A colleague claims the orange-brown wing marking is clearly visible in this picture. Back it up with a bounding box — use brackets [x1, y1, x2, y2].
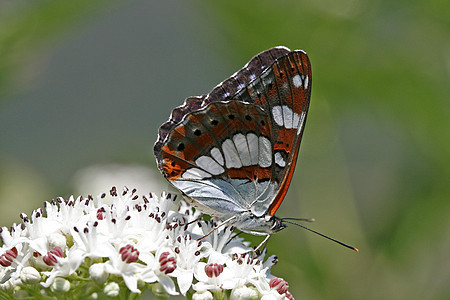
[267, 51, 312, 216]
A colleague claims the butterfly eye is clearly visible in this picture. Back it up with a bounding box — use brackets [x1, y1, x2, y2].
[194, 129, 202, 136]
[177, 143, 185, 151]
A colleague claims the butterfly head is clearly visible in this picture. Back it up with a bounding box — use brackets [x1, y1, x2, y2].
[268, 216, 287, 233]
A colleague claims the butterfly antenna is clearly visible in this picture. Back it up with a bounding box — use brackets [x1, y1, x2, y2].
[282, 217, 316, 222]
[282, 219, 359, 252]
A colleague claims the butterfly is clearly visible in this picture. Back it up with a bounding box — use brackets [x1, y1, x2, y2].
[154, 46, 311, 236]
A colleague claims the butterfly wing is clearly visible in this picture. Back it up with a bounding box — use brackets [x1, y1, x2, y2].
[154, 47, 311, 219]
[236, 49, 312, 216]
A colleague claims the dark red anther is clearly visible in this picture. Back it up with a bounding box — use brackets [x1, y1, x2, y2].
[110, 187, 117, 197]
[97, 208, 106, 220]
[43, 246, 64, 266]
[119, 245, 139, 263]
[205, 263, 224, 278]
[0, 247, 18, 267]
[159, 252, 176, 274]
[269, 277, 289, 295]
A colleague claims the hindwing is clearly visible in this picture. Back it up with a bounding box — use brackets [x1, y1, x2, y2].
[154, 47, 311, 218]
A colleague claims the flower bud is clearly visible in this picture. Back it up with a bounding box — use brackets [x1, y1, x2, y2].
[20, 266, 41, 284]
[192, 290, 214, 300]
[89, 263, 108, 284]
[50, 277, 70, 293]
[104, 282, 120, 297]
[230, 286, 259, 300]
[0, 279, 14, 293]
[48, 233, 67, 250]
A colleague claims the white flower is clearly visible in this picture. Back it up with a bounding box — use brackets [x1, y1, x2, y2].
[171, 234, 210, 295]
[193, 253, 233, 293]
[103, 244, 144, 294]
[41, 251, 73, 288]
[222, 253, 262, 289]
[68, 222, 116, 269]
[0, 240, 31, 286]
[139, 247, 179, 295]
[251, 275, 293, 300]
[0, 187, 292, 298]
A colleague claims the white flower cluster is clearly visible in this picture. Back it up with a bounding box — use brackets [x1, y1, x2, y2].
[0, 187, 293, 299]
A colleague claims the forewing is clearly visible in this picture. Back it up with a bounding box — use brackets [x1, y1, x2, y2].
[154, 47, 311, 218]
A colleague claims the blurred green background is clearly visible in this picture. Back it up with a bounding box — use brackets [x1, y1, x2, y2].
[0, 0, 448, 299]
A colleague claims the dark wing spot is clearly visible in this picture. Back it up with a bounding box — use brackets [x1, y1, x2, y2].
[211, 119, 219, 126]
[171, 161, 176, 167]
[228, 114, 235, 120]
[177, 143, 185, 151]
[260, 120, 266, 126]
[194, 129, 201, 136]
[245, 115, 252, 121]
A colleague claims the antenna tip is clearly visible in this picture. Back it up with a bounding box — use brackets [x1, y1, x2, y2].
[353, 247, 359, 252]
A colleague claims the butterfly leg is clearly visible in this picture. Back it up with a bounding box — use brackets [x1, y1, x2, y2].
[197, 216, 237, 241]
[252, 234, 272, 258]
[226, 230, 244, 245]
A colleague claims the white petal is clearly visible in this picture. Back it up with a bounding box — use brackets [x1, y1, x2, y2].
[176, 270, 194, 295]
[158, 274, 179, 295]
[122, 273, 140, 294]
